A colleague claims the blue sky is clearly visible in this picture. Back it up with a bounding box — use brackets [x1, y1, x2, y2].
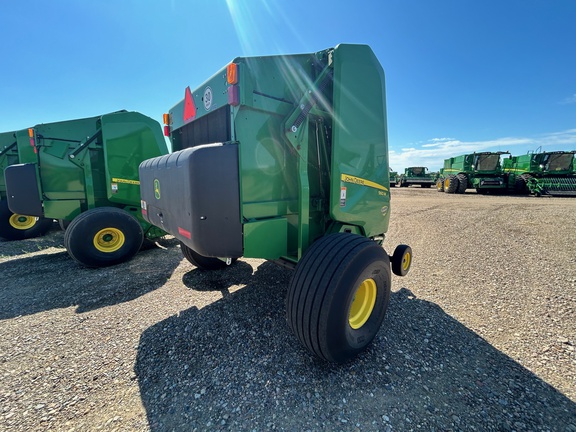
[1, 0, 574, 171]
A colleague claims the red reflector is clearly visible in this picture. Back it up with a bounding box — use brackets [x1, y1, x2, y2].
[163, 125, 171, 137]
[178, 226, 191, 239]
[141, 208, 147, 216]
[183, 86, 196, 123]
[227, 85, 239, 106]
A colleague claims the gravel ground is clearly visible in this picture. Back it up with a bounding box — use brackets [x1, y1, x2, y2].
[1, 187, 575, 431]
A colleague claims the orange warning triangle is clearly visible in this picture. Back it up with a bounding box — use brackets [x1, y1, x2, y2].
[183, 86, 196, 122]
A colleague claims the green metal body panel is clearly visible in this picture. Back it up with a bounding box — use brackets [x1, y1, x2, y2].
[0, 131, 20, 200]
[504, 151, 576, 196]
[164, 44, 390, 262]
[10, 111, 169, 237]
[441, 152, 508, 190]
[329, 45, 390, 239]
[399, 166, 435, 186]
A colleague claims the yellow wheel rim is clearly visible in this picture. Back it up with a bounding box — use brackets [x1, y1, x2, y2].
[444, 178, 451, 189]
[9, 214, 38, 230]
[402, 252, 411, 272]
[93, 228, 125, 253]
[348, 278, 377, 330]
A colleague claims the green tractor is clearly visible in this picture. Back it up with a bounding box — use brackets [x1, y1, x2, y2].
[398, 166, 435, 188]
[504, 150, 576, 196]
[3, 111, 168, 266]
[437, 151, 509, 194]
[1, 130, 54, 240]
[139, 44, 412, 363]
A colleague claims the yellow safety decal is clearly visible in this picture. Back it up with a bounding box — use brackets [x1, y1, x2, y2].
[341, 174, 388, 192]
[111, 177, 140, 185]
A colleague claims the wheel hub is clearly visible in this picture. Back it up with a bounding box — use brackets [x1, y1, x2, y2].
[93, 228, 125, 253]
[349, 278, 377, 330]
[9, 214, 38, 230]
[402, 251, 411, 272]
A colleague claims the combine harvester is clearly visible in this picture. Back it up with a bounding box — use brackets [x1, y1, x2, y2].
[1, 131, 53, 239]
[3, 111, 168, 266]
[437, 151, 509, 194]
[389, 168, 398, 187]
[139, 44, 412, 363]
[504, 150, 576, 196]
[398, 166, 435, 188]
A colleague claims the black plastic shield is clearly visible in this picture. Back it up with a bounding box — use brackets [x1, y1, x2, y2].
[139, 143, 242, 258]
[4, 163, 44, 217]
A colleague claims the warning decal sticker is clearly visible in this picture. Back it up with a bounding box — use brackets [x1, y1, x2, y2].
[340, 187, 347, 207]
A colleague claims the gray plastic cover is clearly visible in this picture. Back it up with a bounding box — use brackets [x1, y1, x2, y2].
[139, 143, 242, 258]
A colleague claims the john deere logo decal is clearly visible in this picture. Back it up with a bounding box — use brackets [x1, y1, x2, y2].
[154, 179, 161, 199]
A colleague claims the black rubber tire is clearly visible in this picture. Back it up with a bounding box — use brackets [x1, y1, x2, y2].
[436, 179, 445, 192]
[444, 175, 459, 194]
[391, 244, 413, 277]
[287, 233, 392, 363]
[64, 207, 144, 267]
[58, 219, 71, 231]
[456, 174, 468, 194]
[514, 174, 531, 194]
[180, 241, 237, 270]
[0, 199, 53, 241]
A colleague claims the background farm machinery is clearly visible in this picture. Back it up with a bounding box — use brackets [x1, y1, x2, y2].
[504, 150, 576, 196]
[2, 111, 168, 266]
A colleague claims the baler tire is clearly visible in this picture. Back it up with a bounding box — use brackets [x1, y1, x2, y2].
[180, 241, 237, 270]
[391, 244, 412, 277]
[436, 179, 445, 192]
[0, 199, 53, 241]
[444, 175, 459, 194]
[287, 233, 391, 364]
[456, 174, 468, 194]
[64, 207, 144, 268]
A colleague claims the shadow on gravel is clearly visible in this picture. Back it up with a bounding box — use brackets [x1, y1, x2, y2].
[0, 222, 63, 257]
[181, 261, 256, 292]
[135, 263, 576, 431]
[0, 238, 182, 319]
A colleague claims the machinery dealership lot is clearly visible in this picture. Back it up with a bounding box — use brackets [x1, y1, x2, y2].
[1, 188, 575, 431]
